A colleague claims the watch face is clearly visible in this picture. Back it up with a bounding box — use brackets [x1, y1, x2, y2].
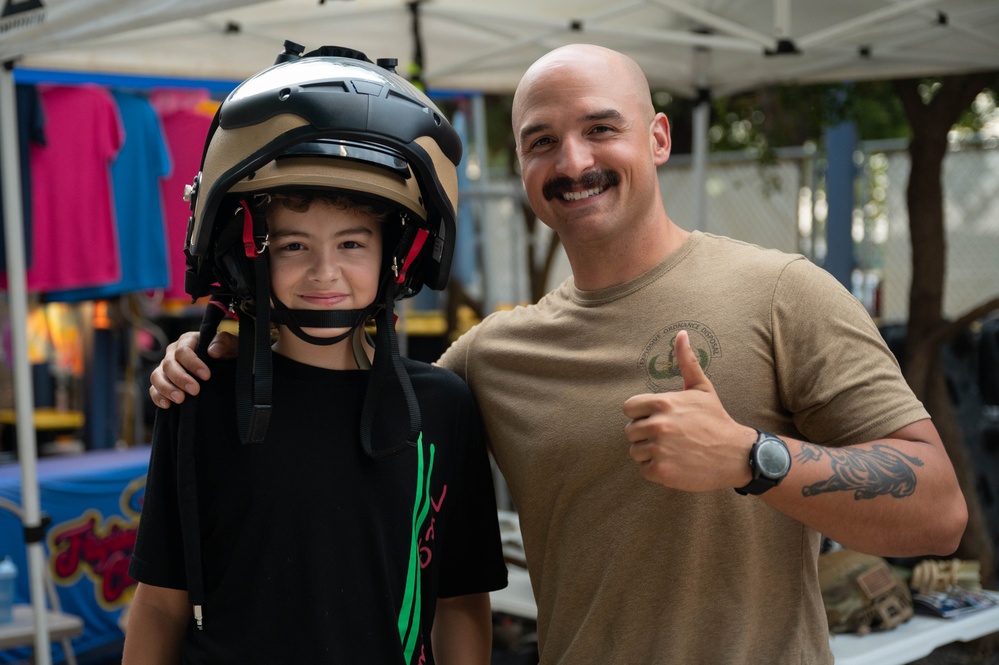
[757, 439, 791, 478]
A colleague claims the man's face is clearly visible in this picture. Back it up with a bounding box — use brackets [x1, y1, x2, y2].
[512, 52, 669, 249]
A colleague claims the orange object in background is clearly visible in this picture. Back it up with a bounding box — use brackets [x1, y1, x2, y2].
[43, 302, 84, 378]
[92, 299, 113, 330]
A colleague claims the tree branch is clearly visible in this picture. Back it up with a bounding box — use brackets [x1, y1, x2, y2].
[913, 297, 999, 356]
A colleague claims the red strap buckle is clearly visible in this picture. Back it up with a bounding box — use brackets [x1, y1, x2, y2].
[396, 228, 429, 284]
[240, 200, 266, 257]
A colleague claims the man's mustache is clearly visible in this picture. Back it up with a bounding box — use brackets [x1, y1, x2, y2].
[542, 170, 620, 201]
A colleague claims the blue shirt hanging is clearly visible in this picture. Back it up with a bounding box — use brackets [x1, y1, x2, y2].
[49, 89, 172, 301]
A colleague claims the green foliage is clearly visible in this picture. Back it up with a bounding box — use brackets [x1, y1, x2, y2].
[485, 94, 516, 175]
[958, 87, 998, 134]
[701, 78, 996, 154]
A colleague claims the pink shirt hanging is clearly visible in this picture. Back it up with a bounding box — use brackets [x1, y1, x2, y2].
[4, 85, 125, 293]
[157, 102, 216, 302]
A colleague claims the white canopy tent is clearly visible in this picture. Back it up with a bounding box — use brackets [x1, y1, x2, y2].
[2, 1, 997, 661]
[6, 0, 998, 95]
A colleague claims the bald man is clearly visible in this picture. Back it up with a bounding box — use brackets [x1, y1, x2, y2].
[150, 45, 966, 664]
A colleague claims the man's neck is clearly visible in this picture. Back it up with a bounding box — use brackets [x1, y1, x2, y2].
[569, 218, 690, 291]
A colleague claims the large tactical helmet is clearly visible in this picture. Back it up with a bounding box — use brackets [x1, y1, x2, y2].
[184, 43, 461, 303]
[818, 549, 913, 635]
[182, 43, 461, 455]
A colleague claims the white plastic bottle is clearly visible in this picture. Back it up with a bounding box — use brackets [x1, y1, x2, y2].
[0, 555, 17, 624]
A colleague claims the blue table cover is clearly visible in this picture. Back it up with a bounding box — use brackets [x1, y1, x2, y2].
[0, 446, 150, 663]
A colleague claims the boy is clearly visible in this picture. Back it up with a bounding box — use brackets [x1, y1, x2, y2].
[123, 45, 507, 665]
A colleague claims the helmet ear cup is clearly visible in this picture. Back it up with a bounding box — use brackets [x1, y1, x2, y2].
[386, 218, 428, 299]
[213, 204, 259, 303]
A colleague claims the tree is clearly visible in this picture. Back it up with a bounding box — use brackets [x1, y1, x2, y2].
[894, 72, 999, 588]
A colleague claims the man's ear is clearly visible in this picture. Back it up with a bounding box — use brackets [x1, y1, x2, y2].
[651, 112, 671, 166]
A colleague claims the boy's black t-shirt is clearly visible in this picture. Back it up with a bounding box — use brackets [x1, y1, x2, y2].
[130, 353, 508, 665]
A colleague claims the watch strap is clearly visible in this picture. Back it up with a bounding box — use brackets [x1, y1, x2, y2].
[734, 475, 779, 496]
[734, 429, 789, 496]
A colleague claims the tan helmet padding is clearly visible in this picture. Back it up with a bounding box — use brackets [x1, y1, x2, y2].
[191, 113, 311, 251]
[191, 114, 457, 256]
[415, 135, 458, 215]
[228, 156, 428, 221]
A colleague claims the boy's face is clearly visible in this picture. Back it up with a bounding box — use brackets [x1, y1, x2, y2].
[268, 200, 383, 339]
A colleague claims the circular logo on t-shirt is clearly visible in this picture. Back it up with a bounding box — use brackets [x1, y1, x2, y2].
[638, 321, 721, 392]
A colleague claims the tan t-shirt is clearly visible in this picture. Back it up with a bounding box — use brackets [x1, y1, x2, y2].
[439, 231, 927, 665]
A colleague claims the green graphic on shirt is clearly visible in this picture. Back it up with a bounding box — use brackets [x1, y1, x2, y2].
[647, 334, 709, 379]
[399, 433, 435, 664]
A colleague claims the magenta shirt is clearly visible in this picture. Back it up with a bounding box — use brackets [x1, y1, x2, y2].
[157, 107, 215, 301]
[9, 85, 124, 292]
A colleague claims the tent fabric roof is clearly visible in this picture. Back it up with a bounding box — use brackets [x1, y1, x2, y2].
[4, 0, 998, 97]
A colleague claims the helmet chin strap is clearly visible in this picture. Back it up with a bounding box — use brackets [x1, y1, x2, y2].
[269, 294, 376, 346]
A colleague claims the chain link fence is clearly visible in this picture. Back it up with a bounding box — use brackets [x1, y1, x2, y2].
[880, 140, 999, 324]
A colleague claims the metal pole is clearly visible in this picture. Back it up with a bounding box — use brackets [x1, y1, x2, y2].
[0, 61, 52, 665]
[691, 96, 709, 232]
[691, 46, 711, 232]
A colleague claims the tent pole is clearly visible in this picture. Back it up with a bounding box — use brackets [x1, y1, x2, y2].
[691, 46, 711, 232]
[823, 118, 858, 291]
[691, 94, 709, 232]
[0, 62, 52, 665]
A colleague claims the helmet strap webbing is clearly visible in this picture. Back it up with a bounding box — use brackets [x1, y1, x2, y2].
[235, 229, 274, 444]
[270, 297, 369, 346]
[178, 299, 228, 629]
[359, 291, 421, 458]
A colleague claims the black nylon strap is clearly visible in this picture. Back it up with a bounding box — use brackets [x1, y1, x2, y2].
[235, 254, 273, 444]
[178, 302, 226, 616]
[359, 295, 421, 459]
[271, 307, 367, 328]
[269, 298, 370, 347]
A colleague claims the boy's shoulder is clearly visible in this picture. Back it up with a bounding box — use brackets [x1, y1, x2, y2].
[401, 356, 468, 392]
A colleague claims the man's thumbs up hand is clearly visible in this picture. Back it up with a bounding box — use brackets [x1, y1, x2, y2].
[623, 330, 756, 491]
[676, 328, 712, 392]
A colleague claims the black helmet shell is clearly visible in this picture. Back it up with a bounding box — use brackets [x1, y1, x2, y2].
[186, 54, 461, 296]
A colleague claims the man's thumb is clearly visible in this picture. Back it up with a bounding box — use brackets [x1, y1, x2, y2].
[676, 330, 710, 391]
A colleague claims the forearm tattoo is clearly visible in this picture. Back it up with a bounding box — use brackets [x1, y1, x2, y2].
[796, 443, 924, 500]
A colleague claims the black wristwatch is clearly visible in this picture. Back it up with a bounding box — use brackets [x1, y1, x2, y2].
[735, 429, 791, 496]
